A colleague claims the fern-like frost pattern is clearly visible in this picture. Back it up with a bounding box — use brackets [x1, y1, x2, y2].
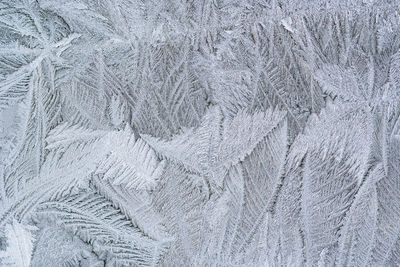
[0, 0, 400, 266]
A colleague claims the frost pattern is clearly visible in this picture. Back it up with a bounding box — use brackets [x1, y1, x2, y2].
[1, 1, 400, 266]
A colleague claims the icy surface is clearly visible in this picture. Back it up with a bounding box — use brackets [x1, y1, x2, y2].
[0, 1, 400, 266]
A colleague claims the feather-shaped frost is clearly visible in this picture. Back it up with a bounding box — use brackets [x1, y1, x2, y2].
[337, 164, 383, 267]
[209, 114, 288, 264]
[96, 131, 166, 191]
[36, 191, 170, 266]
[1, 1, 400, 265]
[370, 130, 400, 265]
[143, 106, 286, 189]
[301, 103, 372, 266]
[218, 108, 286, 168]
[0, 220, 37, 267]
[266, 133, 308, 266]
[314, 64, 367, 103]
[141, 105, 223, 176]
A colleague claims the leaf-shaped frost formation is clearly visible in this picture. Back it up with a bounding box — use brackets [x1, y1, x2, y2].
[143, 106, 286, 189]
[96, 129, 166, 191]
[0, 220, 37, 267]
[218, 107, 286, 168]
[314, 64, 366, 103]
[337, 164, 383, 267]
[213, 115, 287, 264]
[1, 2, 400, 265]
[36, 191, 171, 266]
[141, 105, 223, 176]
[91, 175, 171, 240]
[371, 129, 400, 265]
[301, 103, 372, 266]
